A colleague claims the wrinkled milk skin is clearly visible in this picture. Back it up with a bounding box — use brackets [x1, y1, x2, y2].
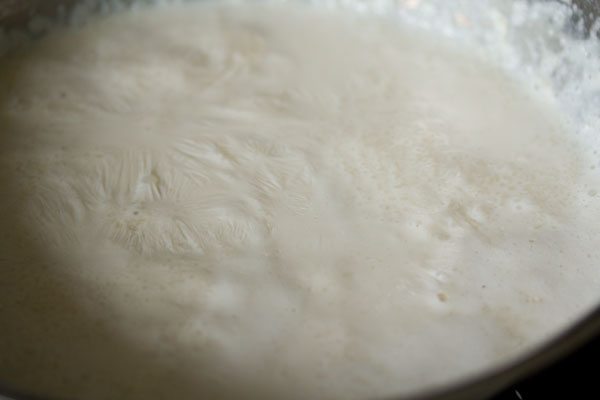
[0, 2, 599, 400]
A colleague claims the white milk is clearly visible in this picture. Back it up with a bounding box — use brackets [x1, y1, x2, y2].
[1, 1, 599, 399]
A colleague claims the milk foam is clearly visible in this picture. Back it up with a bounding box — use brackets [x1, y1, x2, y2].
[1, 2, 600, 399]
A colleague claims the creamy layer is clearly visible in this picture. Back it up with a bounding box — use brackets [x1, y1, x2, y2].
[1, 2, 600, 399]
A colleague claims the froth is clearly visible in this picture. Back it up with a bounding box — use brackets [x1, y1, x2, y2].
[1, 2, 600, 400]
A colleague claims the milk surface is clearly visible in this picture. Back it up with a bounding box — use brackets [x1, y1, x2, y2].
[1, 2, 600, 399]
